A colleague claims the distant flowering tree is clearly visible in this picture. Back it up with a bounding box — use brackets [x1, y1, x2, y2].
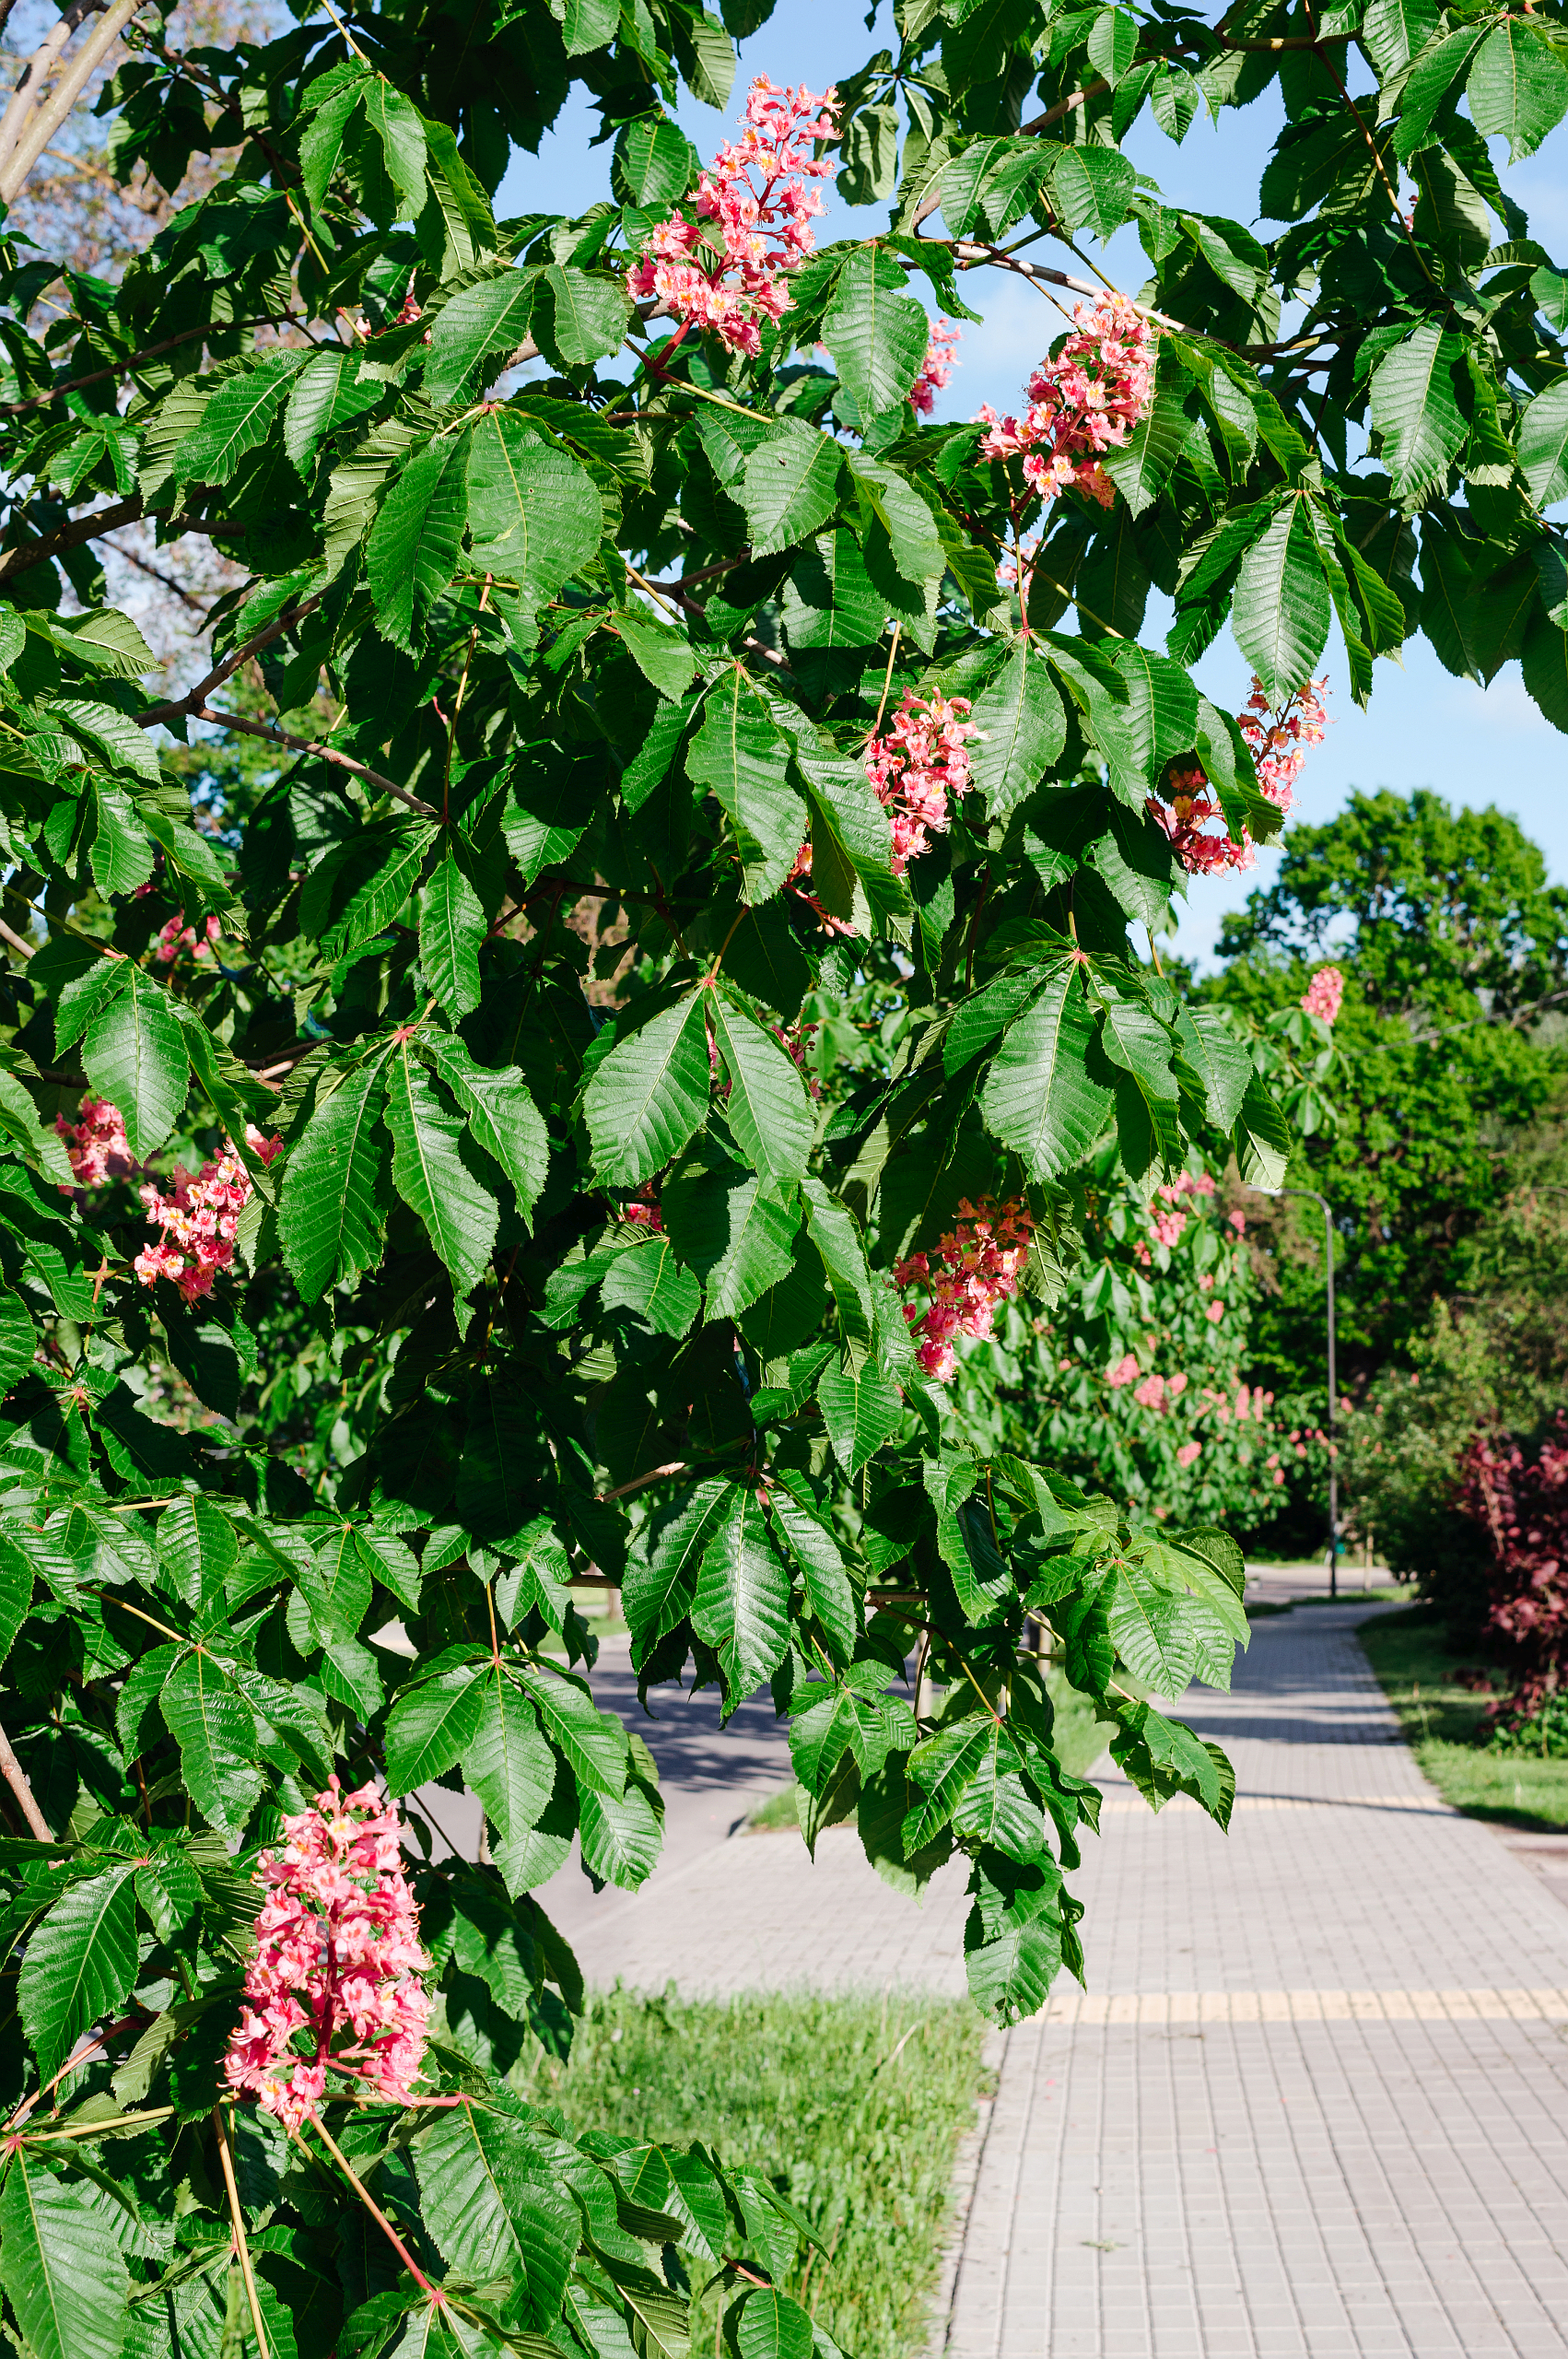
[942, 1152, 1328, 1529]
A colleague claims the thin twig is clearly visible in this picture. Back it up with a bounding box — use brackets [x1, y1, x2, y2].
[213, 2105, 273, 2359]
[0, 1718, 50, 1837]
[302, 2112, 443, 2298]
[139, 594, 323, 726]
[169, 706, 438, 819]
[597, 1461, 689, 1504]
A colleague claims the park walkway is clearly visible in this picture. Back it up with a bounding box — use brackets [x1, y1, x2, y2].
[535, 1593, 1568, 2358]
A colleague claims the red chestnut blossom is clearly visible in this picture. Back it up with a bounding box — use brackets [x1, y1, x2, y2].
[1148, 676, 1329, 877]
[1133, 1372, 1166, 1410]
[864, 689, 978, 874]
[1146, 1170, 1216, 1250]
[1176, 1440, 1202, 1467]
[628, 77, 838, 358]
[974, 294, 1154, 506]
[621, 1186, 665, 1233]
[135, 1126, 283, 1303]
[911, 319, 961, 415]
[225, 1778, 431, 2130]
[1205, 1299, 1225, 1323]
[1106, 1353, 1140, 1389]
[1300, 964, 1344, 1024]
[154, 913, 221, 967]
[1228, 1209, 1246, 1234]
[55, 1096, 134, 1191]
[894, 1195, 1035, 1382]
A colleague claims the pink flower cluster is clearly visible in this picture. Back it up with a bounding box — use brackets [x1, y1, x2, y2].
[628, 76, 838, 358]
[1149, 677, 1330, 878]
[225, 1777, 431, 2130]
[911, 319, 961, 416]
[622, 1182, 665, 1233]
[864, 689, 977, 874]
[1300, 965, 1344, 1024]
[1241, 675, 1328, 807]
[154, 914, 220, 967]
[974, 294, 1155, 507]
[135, 1124, 282, 1303]
[894, 1195, 1035, 1381]
[1146, 1169, 1217, 1251]
[55, 1096, 134, 1190]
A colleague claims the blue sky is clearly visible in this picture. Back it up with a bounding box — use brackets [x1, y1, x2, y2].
[497, 3, 1568, 967]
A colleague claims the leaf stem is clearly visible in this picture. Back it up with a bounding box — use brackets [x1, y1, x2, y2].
[0, 1717, 50, 1838]
[300, 2112, 444, 2299]
[871, 622, 902, 739]
[20, 2104, 175, 2140]
[213, 2105, 273, 2359]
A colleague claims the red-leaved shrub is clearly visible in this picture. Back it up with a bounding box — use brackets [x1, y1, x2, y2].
[1460, 1416, 1568, 1723]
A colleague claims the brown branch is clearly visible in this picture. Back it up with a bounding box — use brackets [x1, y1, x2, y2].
[139, 592, 324, 725]
[174, 704, 438, 819]
[0, 312, 307, 418]
[0, 0, 146, 205]
[0, 499, 240, 585]
[597, 1461, 690, 1505]
[0, 1719, 51, 1838]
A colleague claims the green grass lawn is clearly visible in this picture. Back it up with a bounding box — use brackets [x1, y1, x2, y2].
[1358, 1604, 1568, 1833]
[747, 1663, 1109, 1833]
[520, 1988, 989, 2359]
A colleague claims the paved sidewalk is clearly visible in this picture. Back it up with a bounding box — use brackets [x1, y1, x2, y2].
[946, 1604, 1568, 2359]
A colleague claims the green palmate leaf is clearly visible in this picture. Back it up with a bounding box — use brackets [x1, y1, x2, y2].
[614, 113, 696, 207]
[964, 1856, 1064, 2025]
[1100, 384, 1191, 517]
[514, 1660, 626, 1795]
[284, 346, 385, 478]
[420, 854, 486, 1020]
[299, 74, 369, 213]
[691, 1483, 791, 1702]
[386, 1665, 484, 1790]
[768, 1483, 856, 1669]
[415, 2103, 579, 2311]
[981, 968, 1114, 1180]
[0, 1292, 34, 1404]
[602, 1235, 701, 1336]
[1109, 640, 1199, 787]
[361, 77, 427, 216]
[366, 431, 471, 651]
[1518, 379, 1568, 511]
[420, 1035, 549, 1219]
[384, 1047, 499, 1298]
[173, 349, 307, 487]
[583, 991, 710, 1188]
[708, 991, 814, 1183]
[736, 2291, 813, 2359]
[159, 1649, 263, 1837]
[579, 1755, 663, 1888]
[822, 249, 930, 423]
[533, 263, 633, 369]
[279, 1059, 392, 1302]
[614, 605, 697, 699]
[624, 1477, 731, 1654]
[1367, 324, 1467, 510]
[1231, 499, 1331, 699]
[81, 967, 188, 1160]
[1046, 144, 1135, 239]
[816, 1356, 903, 1475]
[0, 2152, 129, 2359]
[795, 748, 907, 931]
[1522, 607, 1568, 733]
[463, 1671, 555, 1843]
[464, 412, 603, 616]
[423, 272, 538, 404]
[18, 1860, 139, 2079]
[967, 644, 1067, 818]
[739, 422, 846, 557]
[685, 672, 807, 901]
[1466, 19, 1568, 162]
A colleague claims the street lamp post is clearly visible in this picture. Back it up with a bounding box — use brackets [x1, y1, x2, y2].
[1249, 1185, 1339, 1599]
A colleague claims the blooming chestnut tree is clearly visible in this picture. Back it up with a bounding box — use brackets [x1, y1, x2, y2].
[0, 4, 1563, 2359]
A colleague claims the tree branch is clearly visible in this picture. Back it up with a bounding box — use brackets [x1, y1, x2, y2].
[0, 312, 310, 418]
[0, 498, 240, 585]
[0, 1719, 51, 1839]
[172, 704, 438, 819]
[0, 0, 147, 205]
[138, 592, 324, 725]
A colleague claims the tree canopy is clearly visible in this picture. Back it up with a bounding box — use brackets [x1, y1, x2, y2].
[0, 2, 1563, 2357]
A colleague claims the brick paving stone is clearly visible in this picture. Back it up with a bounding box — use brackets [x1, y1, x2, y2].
[941, 1604, 1568, 2358]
